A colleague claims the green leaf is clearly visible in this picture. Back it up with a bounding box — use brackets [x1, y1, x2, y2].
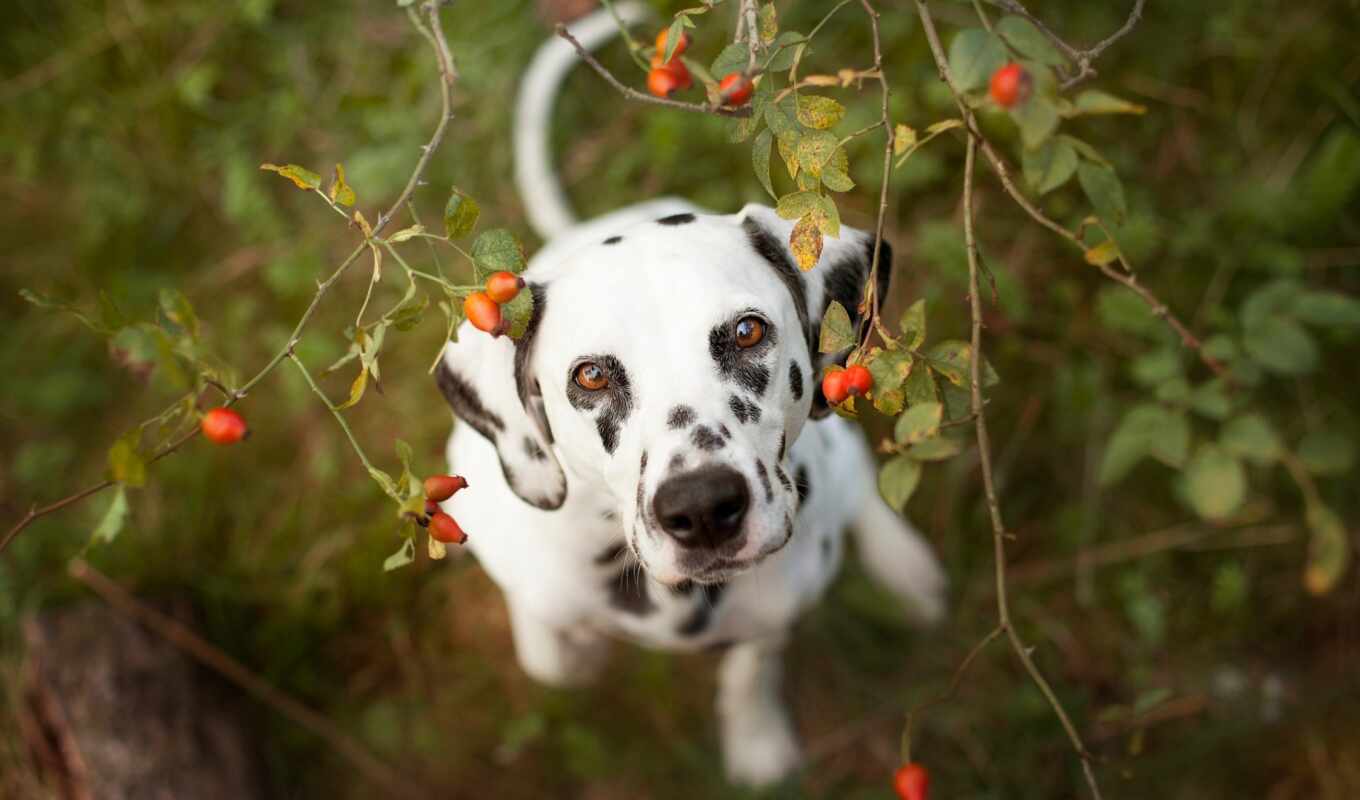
[752, 128, 776, 199]
[108, 432, 147, 488]
[1243, 316, 1318, 374]
[329, 163, 356, 206]
[1099, 404, 1190, 485]
[819, 301, 855, 353]
[776, 190, 820, 220]
[1304, 504, 1350, 595]
[92, 486, 130, 544]
[1188, 379, 1233, 420]
[1221, 414, 1282, 464]
[727, 112, 760, 144]
[1078, 162, 1127, 226]
[928, 341, 999, 388]
[503, 284, 536, 339]
[1242, 280, 1302, 329]
[1183, 444, 1247, 521]
[471, 228, 526, 274]
[895, 402, 943, 444]
[1060, 134, 1112, 167]
[796, 130, 838, 177]
[904, 363, 938, 407]
[260, 163, 320, 190]
[1012, 94, 1060, 150]
[1298, 431, 1355, 476]
[899, 299, 926, 350]
[796, 95, 846, 130]
[390, 293, 428, 331]
[1071, 90, 1147, 116]
[995, 15, 1065, 65]
[821, 147, 855, 192]
[383, 538, 416, 572]
[444, 188, 481, 240]
[764, 31, 805, 72]
[1292, 290, 1360, 327]
[813, 194, 840, 238]
[158, 288, 200, 339]
[878, 455, 922, 510]
[663, 17, 686, 63]
[948, 29, 1007, 92]
[789, 213, 823, 271]
[765, 94, 799, 139]
[1021, 137, 1078, 195]
[711, 42, 748, 79]
[908, 436, 963, 461]
[866, 346, 912, 395]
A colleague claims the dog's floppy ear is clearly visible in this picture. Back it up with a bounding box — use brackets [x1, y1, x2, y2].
[736, 204, 894, 418]
[436, 284, 566, 510]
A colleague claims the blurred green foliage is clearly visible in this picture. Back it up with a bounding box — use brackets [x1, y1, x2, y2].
[2, 1, 1358, 798]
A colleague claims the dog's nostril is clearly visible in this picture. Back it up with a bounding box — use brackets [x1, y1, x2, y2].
[712, 498, 745, 527]
[663, 514, 694, 531]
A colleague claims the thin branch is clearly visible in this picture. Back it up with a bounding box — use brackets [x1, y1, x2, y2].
[555, 24, 751, 118]
[987, 0, 1146, 88]
[68, 559, 431, 798]
[856, 0, 894, 351]
[288, 353, 378, 478]
[901, 625, 1004, 760]
[3, 2, 460, 554]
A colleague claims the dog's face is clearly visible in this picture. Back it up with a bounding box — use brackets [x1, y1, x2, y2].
[437, 205, 890, 585]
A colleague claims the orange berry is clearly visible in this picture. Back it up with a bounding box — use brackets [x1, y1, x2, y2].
[647, 61, 692, 98]
[844, 364, 873, 397]
[821, 369, 850, 406]
[893, 763, 930, 800]
[989, 62, 1031, 108]
[464, 291, 503, 335]
[200, 407, 248, 445]
[485, 271, 523, 304]
[424, 474, 468, 502]
[429, 512, 467, 545]
[654, 28, 689, 63]
[718, 73, 753, 107]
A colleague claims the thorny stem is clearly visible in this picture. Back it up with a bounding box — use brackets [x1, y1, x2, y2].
[856, 0, 894, 353]
[3, 1, 460, 553]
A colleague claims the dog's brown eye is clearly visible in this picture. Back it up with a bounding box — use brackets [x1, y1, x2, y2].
[735, 316, 765, 348]
[574, 362, 608, 391]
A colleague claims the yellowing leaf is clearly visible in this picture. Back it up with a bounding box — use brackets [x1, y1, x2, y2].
[92, 486, 129, 544]
[352, 209, 373, 238]
[336, 367, 368, 410]
[1304, 504, 1349, 595]
[108, 432, 146, 488]
[329, 163, 356, 206]
[789, 213, 823, 270]
[388, 224, 424, 243]
[819, 300, 855, 352]
[775, 190, 820, 220]
[893, 123, 917, 156]
[1071, 89, 1147, 116]
[1085, 240, 1121, 266]
[260, 162, 321, 190]
[383, 538, 415, 572]
[758, 2, 778, 44]
[428, 533, 448, 561]
[796, 95, 846, 130]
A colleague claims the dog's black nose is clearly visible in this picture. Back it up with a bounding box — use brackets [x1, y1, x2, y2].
[652, 466, 749, 549]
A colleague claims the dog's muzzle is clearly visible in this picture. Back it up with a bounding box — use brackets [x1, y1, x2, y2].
[651, 465, 749, 550]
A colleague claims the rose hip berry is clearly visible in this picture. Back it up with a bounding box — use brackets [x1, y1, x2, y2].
[200, 407, 248, 445]
[989, 62, 1031, 108]
[464, 291, 503, 335]
[485, 271, 523, 304]
[647, 61, 692, 98]
[844, 364, 874, 397]
[654, 28, 689, 63]
[424, 474, 468, 503]
[893, 763, 930, 800]
[822, 369, 850, 406]
[429, 512, 467, 545]
[718, 73, 753, 107]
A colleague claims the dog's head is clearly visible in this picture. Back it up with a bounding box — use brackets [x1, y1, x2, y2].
[438, 204, 891, 585]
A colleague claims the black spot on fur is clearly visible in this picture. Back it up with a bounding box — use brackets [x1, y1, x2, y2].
[673, 580, 695, 596]
[603, 235, 622, 245]
[692, 426, 725, 451]
[668, 405, 696, 429]
[775, 465, 793, 493]
[435, 361, 505, 441]
[719, 424, 732, 440]
[795, 464, 811, 504]
[567, 354, 634, 455]
[511, 283, 554, 446]
[600, 509, 617, 520]
[709, 320, 775, 397]
[742, 217, 812, 356]
[606, 568, 655, 615]
[656, 212, 696, 226]
[595, 542, 627, 564]
[778, 432, 787, 461]
[636, 450, 648, 513]
[668, 453, 686, 472]
[755, 459, 774, 502]
[729, 394, 761, 424]
[523, 436, 548, 462]
[596, 417, 620, 454]
[677, 582, 726, 636]
[789, 361, 805, 401]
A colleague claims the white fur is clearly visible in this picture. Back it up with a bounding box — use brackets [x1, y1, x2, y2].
[438, 9, 948, 787]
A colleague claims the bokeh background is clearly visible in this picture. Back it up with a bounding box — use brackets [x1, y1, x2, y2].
[2, 1, 1358, 797]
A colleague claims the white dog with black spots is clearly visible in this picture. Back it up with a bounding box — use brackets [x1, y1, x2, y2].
[435, 4, 947, 787]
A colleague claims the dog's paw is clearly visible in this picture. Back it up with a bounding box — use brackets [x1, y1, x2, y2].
[722, 711, 802, 788]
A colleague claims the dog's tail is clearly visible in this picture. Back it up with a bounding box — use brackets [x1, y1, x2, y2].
[515, 3, 651, 242]
[849, 491, 949, 627]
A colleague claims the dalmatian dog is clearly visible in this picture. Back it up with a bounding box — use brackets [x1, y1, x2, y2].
[435, 4, 947, 787]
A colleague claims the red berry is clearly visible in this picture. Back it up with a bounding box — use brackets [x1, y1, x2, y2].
[989, 62, 1031, 108]
[485, 271, 523, 305]
[200, 407, 248, 445]
[718, 73, 753, 107]
[893, 763, 930, 800]
[654, 28, 689, 63]
[424, 474, 468, 502]
[844, 364, 873, 397]
[464, 291, 503, 335]
[425, 499, 440, 516]
[647, 61, 692, 98]
[821, 369, 850, 405]
[429, 512, 467, 545]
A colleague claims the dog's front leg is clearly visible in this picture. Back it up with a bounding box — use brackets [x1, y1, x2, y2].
[506, 596, 611, 689]
[717, 635, 801, 787]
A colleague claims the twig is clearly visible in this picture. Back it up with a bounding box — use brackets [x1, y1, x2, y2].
[856, 0, 894, 350]
[555, 25, 751, 118]
[3, 2, 460, 554]
[962, 126, 1104, 799]
[901, 625, 1004, 759]
[67, 559, 431, 798]
[987, 0, 1146, 89]
[289, 353, 379, 477]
